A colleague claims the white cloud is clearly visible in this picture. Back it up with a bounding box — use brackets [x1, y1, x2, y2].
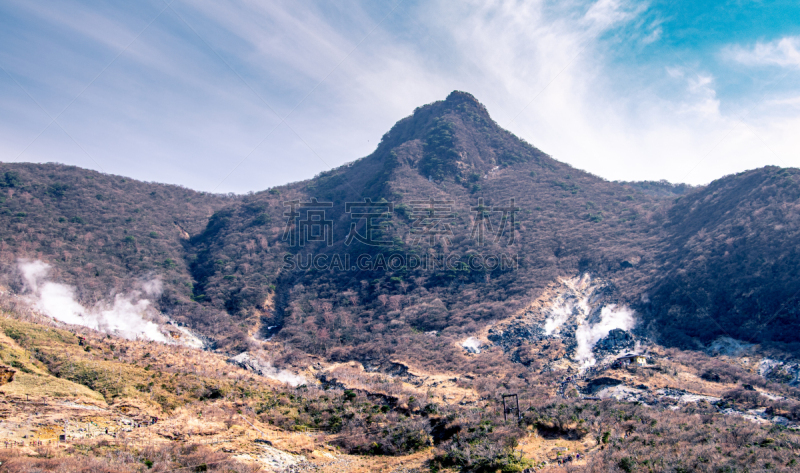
[665, 66, 684, 79]
[685, 73, 721, 117]
[766, 95, 800, 108]
[727, 36, 800, 69]
[427, 1, 800, 184]
[641, 24, 661, 44]
[584, 0, 642, 32]
[2, 0, 799, 191]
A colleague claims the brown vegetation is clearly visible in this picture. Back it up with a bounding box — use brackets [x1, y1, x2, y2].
[2, 92, 800, 471]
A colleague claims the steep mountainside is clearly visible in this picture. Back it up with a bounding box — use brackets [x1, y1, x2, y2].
[184, 92, 674, 366]
[642, 166, 800, 350]
[1, 92, 799, 365]
[0, 163, 242, 345]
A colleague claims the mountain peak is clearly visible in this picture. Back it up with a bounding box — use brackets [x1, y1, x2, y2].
[356, 90, 552, 193]
[400, 90, 491, 127]
[444, 90, 482, 106]
[437, 90, 490, 119]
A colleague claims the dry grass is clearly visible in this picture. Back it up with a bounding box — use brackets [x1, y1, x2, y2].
[0, 371, 104, 402]
[1, 307, 799, 472]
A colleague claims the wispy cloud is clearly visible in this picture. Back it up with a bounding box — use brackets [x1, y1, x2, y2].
[641, 24, 662, 45]
[1, 0, 799, 191]
[727, 36, 800, 69]
[583, 0, 644, 32]
[684, 72, 721, 117]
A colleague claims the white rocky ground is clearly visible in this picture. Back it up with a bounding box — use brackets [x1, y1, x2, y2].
[486, 274, 646, 370]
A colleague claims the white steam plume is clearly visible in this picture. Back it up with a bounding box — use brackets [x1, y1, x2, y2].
[575, 304, 635, 368]
[540, 275, 637, 369]
[265, 365, 306, 387]
[544, 302, 572, 335]
[461, 337, 482, 354]
[141, 278, 163, 297]
[229, 352, 306, 387]
[544, 275, 594, 335]
[18, 259, 168, 342]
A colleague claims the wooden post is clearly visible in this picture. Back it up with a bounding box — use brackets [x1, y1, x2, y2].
[502, 394, 520, 422]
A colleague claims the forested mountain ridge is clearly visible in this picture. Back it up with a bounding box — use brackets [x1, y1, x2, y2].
[2, 92, 799, 366]
[643, 166, 800, 351]
[0, 162, 242, 344]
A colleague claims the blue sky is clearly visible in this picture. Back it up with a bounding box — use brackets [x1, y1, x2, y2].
[1, 0, 799, 193]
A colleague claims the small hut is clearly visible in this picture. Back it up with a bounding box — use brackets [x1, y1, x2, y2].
[617, 353, 647, 366]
